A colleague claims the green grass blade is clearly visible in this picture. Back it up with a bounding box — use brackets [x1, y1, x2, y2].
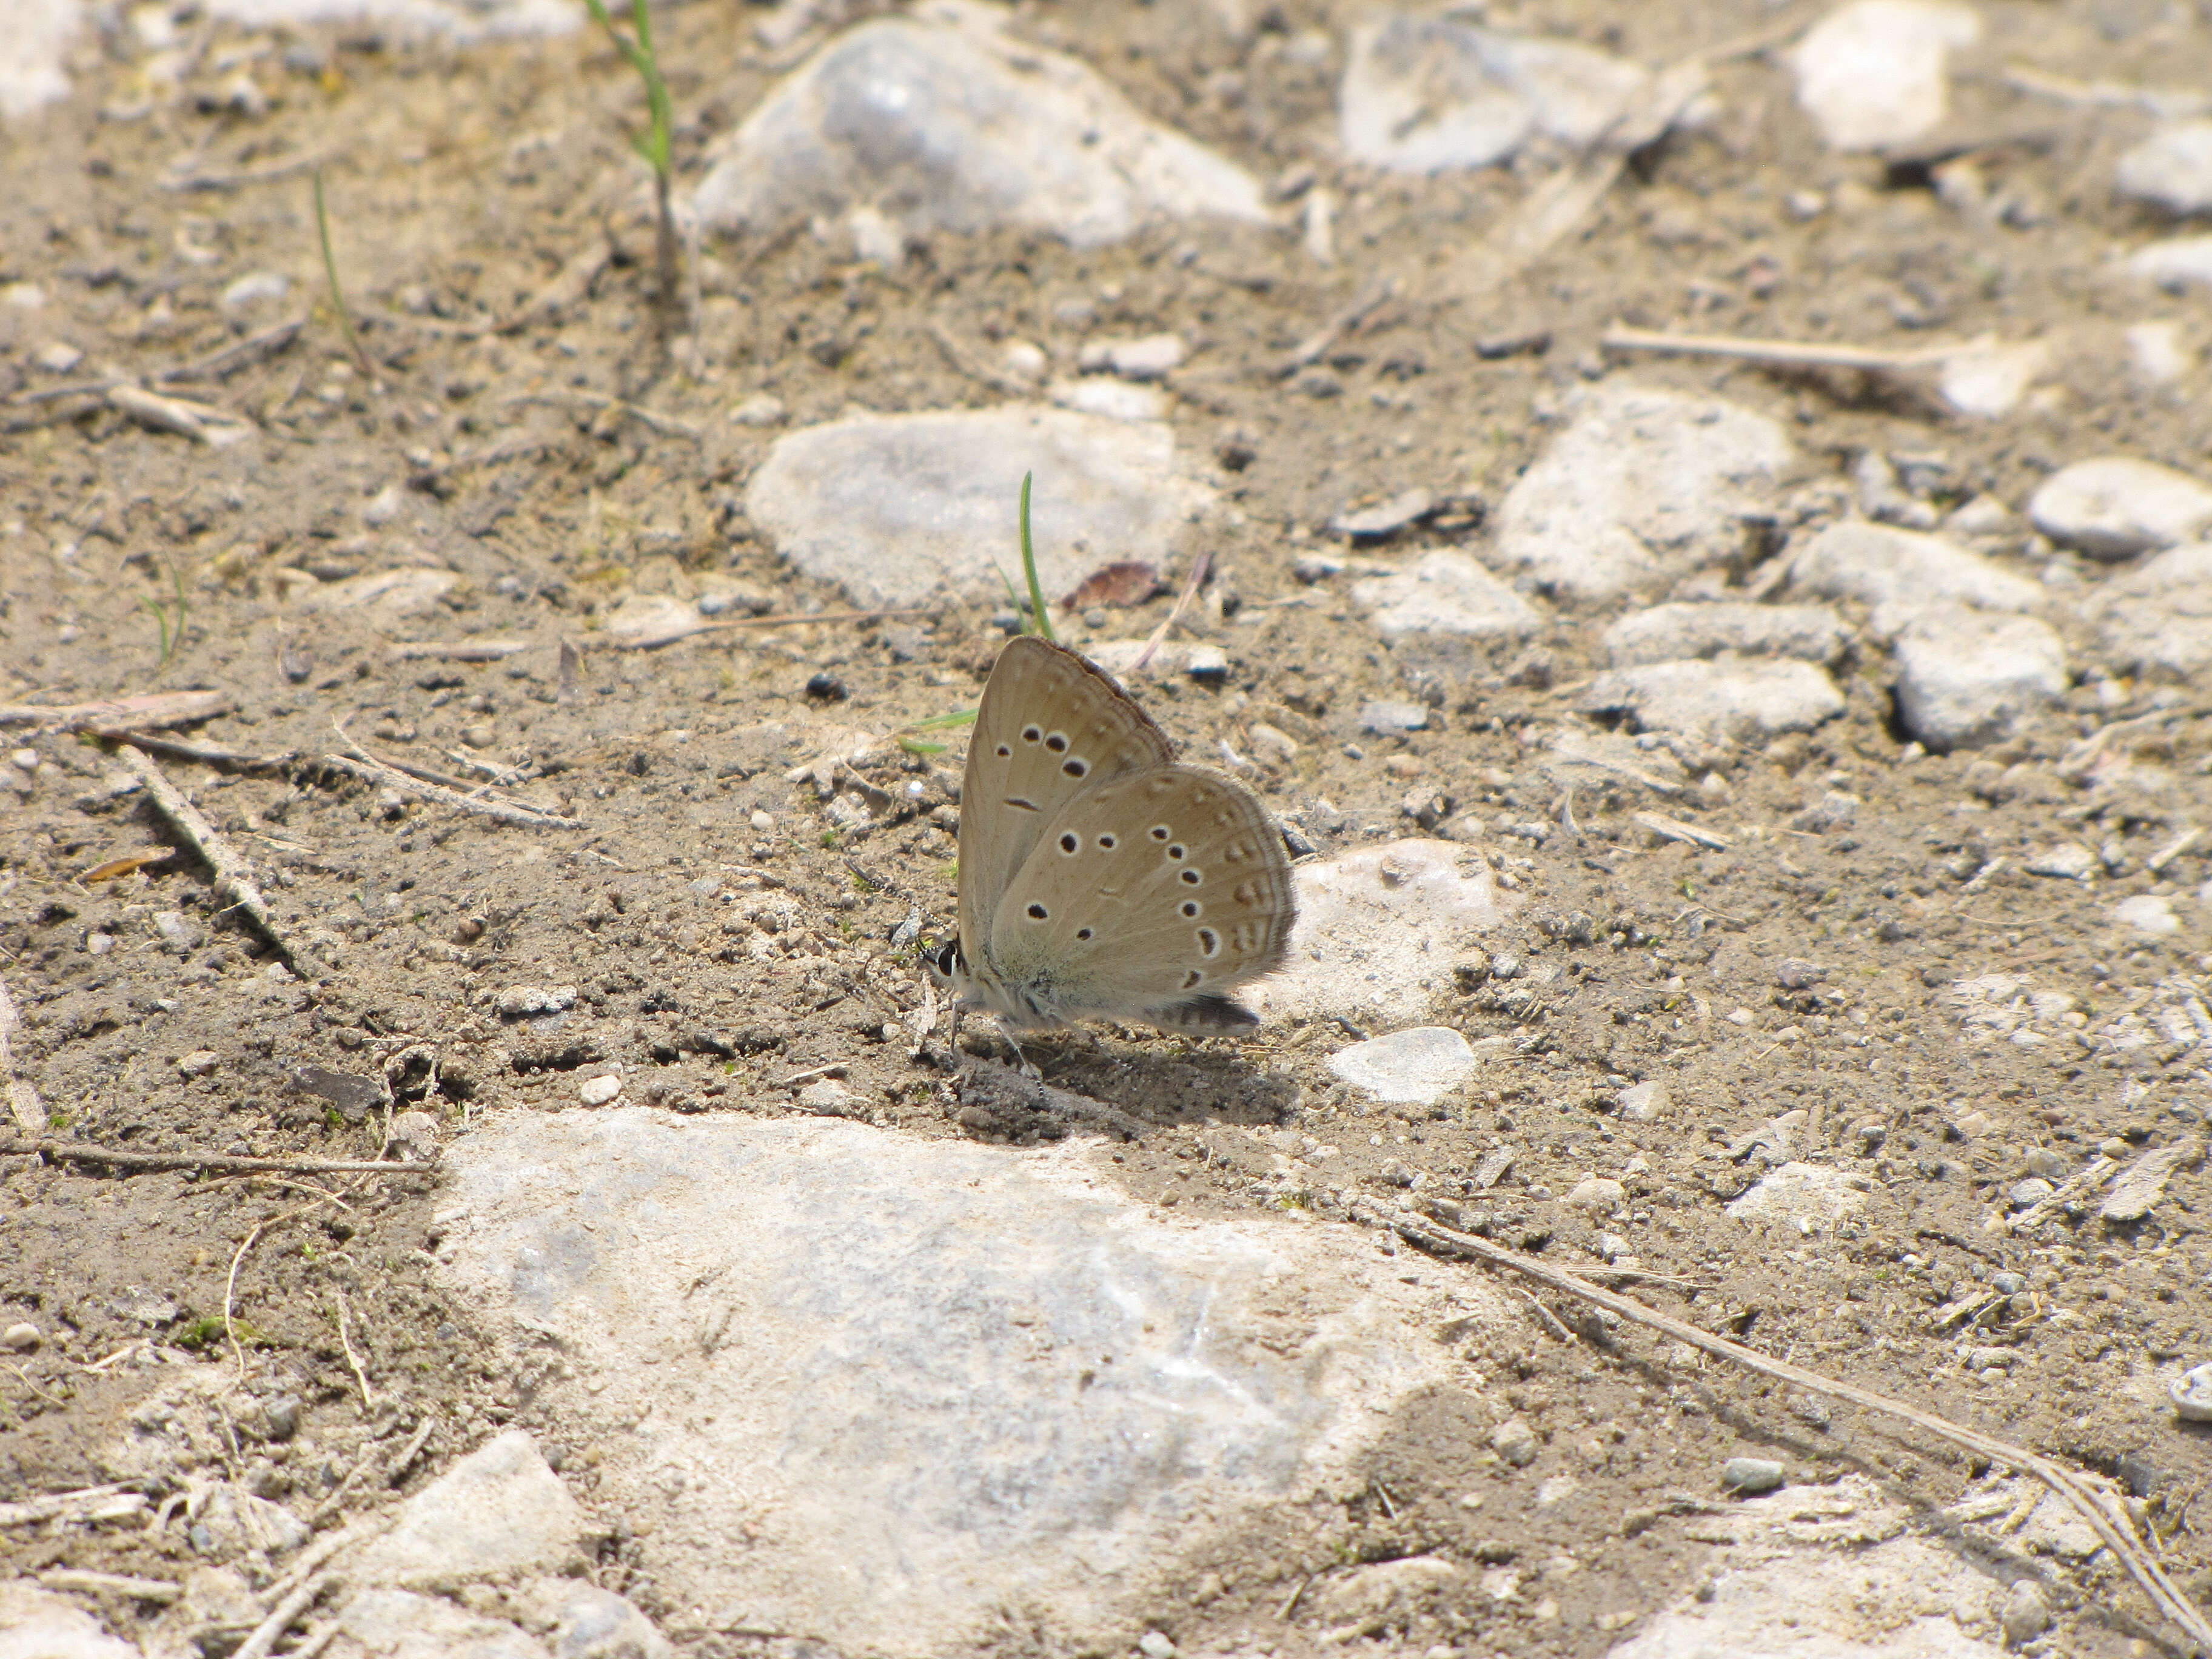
[1017, 470, 1056, 643]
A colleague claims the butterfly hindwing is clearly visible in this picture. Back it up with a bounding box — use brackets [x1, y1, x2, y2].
[958, 637, 1173, 977]
[983, 763, 1296, 1027]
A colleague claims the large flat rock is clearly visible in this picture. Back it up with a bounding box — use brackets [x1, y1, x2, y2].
[694, 4, 1266, 250]
[744, 406, 1211, 609]
[431, 1110, 1507, 1657]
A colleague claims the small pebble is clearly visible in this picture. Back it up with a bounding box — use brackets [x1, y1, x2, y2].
[1358, 699, 1429, 734]
[495, 985, 578, 1017]
[1137, 1634, 1177, 1659]
[9, 749, 38, 773]
[2021, 1148, 2068, 1179]
[2008, 1178, 2055, 1208]
[1720, 1456, 1785, 1495]
[1999, 1580, 2051, 1644]
[749, 810, 776, 833]
[176, 1050, 221, 1079]
[85, 933, 113, 956]
[1991, 1272, 2025, 1295]
[1490, 1420, 1539, 1467]
[578, 1074, 623, 1106]
[1965, 1346, 2015, 1371]
[263, 1394, 302, 1441]
[2170, 1362, 2212, 1423]
[1, 1322, 40, 1353]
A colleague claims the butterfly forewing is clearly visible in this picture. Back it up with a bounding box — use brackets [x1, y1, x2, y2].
[958, 637, 1173, 976]
[985, 763, 1295, 1027]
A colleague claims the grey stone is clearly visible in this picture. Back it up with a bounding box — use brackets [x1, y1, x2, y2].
[346, 1430, 586, 1592]
[1601, 602, 1849, 668]
[2114, 894, 2181, 935]
[2027, 457, 2212, 559]
[2088, 541, 2212, 680]
[1309, 1556, 1461, 1629]
[2023, 843, 2095, 880]
[1998, 1580, 2052, 1644]
[1327, 1027, 1477, 1105]
[1350, 551, 1542, 652]
[1565, 1176, 1626, 1210]
[495, 985, 577, 1018]
[1890, 609, 2066, 752]
[1721, 1456, 1785, 1494]
[1082, 639, 1228, 684]
[2170, 1362, 2212, 1423]
[1076, 334, 1185, 380]
[512, 1578, 674, 1659]
[1339, 13, 1646, 173]
[1490, 1419, 1539, 1466]
[1938, 337, 2051, 419]
[1491, 384, 1794, 603]
[431, 1111, 1514, 1657]
[2125, 235, 2212, 293]
[1618, 1081, 1667, 1122]
[219, 271, 290, 313]
[1245, 839, 1512, 1027]
[337, 1589, 552, 1659]
[2117, 121, 2212, 216]
[1580, 659, 1845, 746]
[693, 11, 1265, 250]
[2008, 1178, 2056, 1208]
[1964, 1346, 2014, 1371]
[0, 1581, 142, 1658]
[1791, 0, 1981, 152]
[2020, 1148, 2068, 1181]
[1787, 520, 2042, 638]
[1357, 700, 1429, 734]
[2100, 1138, 2204, 1222]
[1724, 1162, 1868, 1229]
[745, 407, 1210, 610]
[1330, 489, 1435, 540]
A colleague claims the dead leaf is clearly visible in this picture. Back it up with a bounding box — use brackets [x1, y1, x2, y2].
[80, 849, 178, 884]
[1063, 561, 1162, 609]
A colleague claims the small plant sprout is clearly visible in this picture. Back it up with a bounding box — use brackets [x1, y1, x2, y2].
[141, 556, 188, 669]
[898, 475, 1055, 749]
[579, 0, 680, 336]
[312, 170, 373, 377]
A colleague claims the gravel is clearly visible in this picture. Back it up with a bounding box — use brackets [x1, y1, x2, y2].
[2026, 457, 2212, 560]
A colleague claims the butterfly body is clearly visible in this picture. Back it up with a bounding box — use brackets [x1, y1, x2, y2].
[936, 636, 1295, 1034]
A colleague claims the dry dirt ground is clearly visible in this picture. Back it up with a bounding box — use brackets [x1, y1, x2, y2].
[5, 1, 2212, 1655]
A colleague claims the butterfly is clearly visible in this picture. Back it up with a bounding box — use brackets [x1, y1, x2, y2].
[927, 635, 1297, 1034]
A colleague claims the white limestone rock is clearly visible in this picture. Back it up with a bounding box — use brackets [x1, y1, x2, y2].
[1791, 0, 1982, 152]
[1339, 13, 1647, 174]
[1253, 839, 1510, 1027]
[0, 1581, 142, 1659]
[1327, 1027, 1478, 1106]
[346, 1430, 586, 1592]
[694, 5, 1267, 250]
[1891, 609, 2066, 752]
[1580, 659, 1845, 746]
[1724, 1162, 1869, 1229]
[337, 1589, 552, 1659]
[2027, 455, 2212, 560]
[2088, 541, 2212, 680]
[745, 406, 1210, 609]
[2117, 121, 2212, 217]
[1351, 551, 1543, 657]
[1601, 602, 1848, 668]
[2125, 235, 2212, 295]
[1491, 384, 1794, 603]
[1786, 521, 2042, 638]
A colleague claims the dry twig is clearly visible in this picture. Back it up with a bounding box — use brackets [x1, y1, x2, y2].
[1632, 810, 1732, 851]
[501, 389, 702, 440]
[319, 751, 583, 831]
[1273, 276, 1399, 378]
[1599, 323, 1960, 375]
[37, 1569, 181, 1602]
[1131, 551, 1212, 672]
[117, 746, 334, 983]
[1360, 1199, 2212, 1653]
[0, 1139, 431, 1176]
[333, 1291, 377, 1410]
[0, 689, 232, 734]
[232, 1573, 333, 1659]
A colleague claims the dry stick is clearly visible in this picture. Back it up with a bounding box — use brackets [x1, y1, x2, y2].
[263, 1513, 389, 1605]
[38, 1569, 182, 1602]
[0, 1139, 431, 1176]
[116, 746, 335, 983]
[1598, 323, 1961, 375]
[114, 731, 292, 773]
[1272, 275, 1399, 378]
[1358, 1200, 2212, 1652]
[0, 976, 45, 1140]
[225, 1197, 339, 1379]
[319, 752, 583, 831]
[160, 315, 306, 384]
[501, 389, 701, 441]
[1130, 551, 1212, 672]
[333, 1290, 376, 1410]
[928, 320, 1040, 397]
[232, 1572, 333, 1659]
[331, 722, 543, 807]
[0, 688, 232, 731]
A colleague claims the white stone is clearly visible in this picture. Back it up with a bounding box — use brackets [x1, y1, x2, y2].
[1048, 377, 1169, 423]
[2027, 456, 2212, 560]
[1490, 384, 1794, 603]
[1078, 333, 1186, 380]
[2125, 235, 2212, 294]
[219, 270, 290, 312]
[2086, 540, 2212, 679]
[1081, 639, 1227, 683]
[578, 1073, 623, 1105]
[431, 1110, 1510, 1658]
[1786, 520, 2042, 638]
[731, 393, 786, 427]
[346, 1430, 586, 1592]
[745, 406, 1209, 610]
[1724, 1162, 1868, 1228]
[511, 1578, 674, 1659]
[1791, 0, 1981, 152]
[0, 0, 80, 121]
[336, 1589, 552, 1659]
[1327, 1027, 1478, 1105]
[0, 1580, 143, 1659]
[2127, 320, 2196, 384]
[2117, 121, 2212, 216]
[1350, 552, 1543, 655]
[1338, 13, 1647, 174]
[1937, 336, 2048, 418]
[494, 985, 577, 1018]
[1580, 659, 1845, 746]
[1249, 839, 1512, 1027]
[1564, 1176, 1626, 1210]
[1890, 609, 2066, 752]
[694, 8, 1267, 251]
[1309, 1557, 1462, 1628]
[1618, 1081, 1667, 1122]
[2114, 894, 2181, 935]
[1601, 603, 1848, 668]
[292, 566, 455, 618]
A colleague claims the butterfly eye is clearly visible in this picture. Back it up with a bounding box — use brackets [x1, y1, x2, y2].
[1097, 834, 1117, 850]
[1044, 732, 1068, 753]
[1179, 868, 1201, 885]
[1075, 927, 1094, 940]
[1025, 902, 1048, 920]
[1058, 833, 1080, 854]
[1179, 900, 1201, 918]
[1150, 826, 1170, 841]
[1196, 928, 1221, 958]
[1181, 970, 1203, 989]
[995, 744, 1012, 758]
[1167, 844, 1186, 860]
[1021, 725, 1043, 743]
[1061, 758, 1088, 779]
